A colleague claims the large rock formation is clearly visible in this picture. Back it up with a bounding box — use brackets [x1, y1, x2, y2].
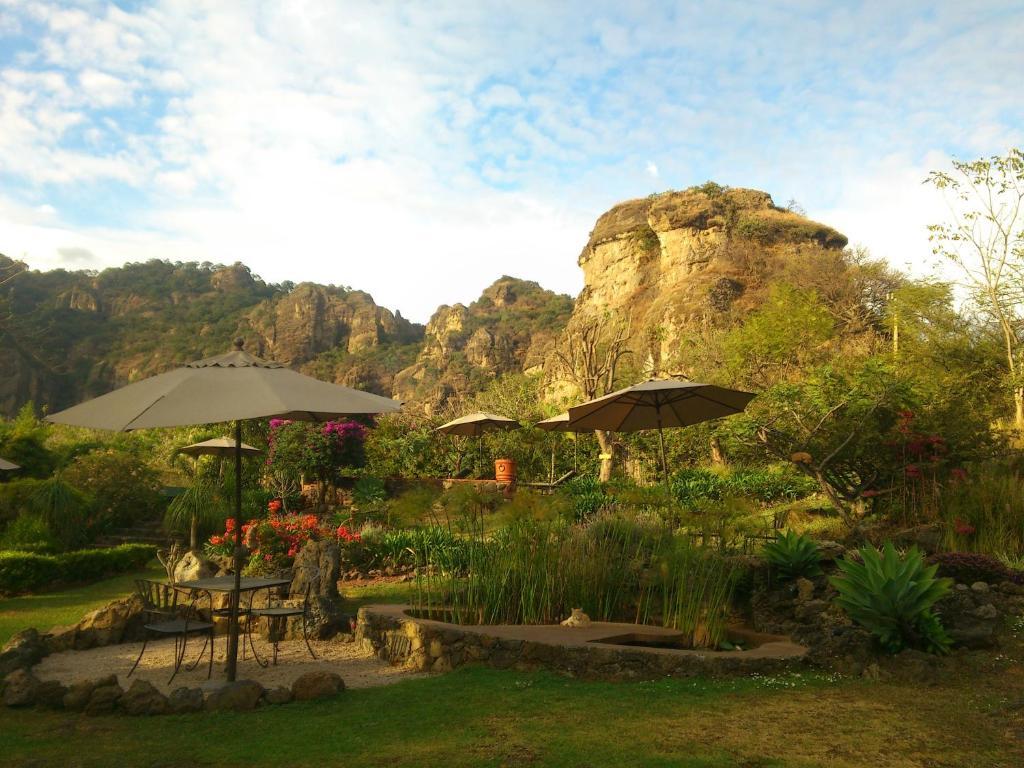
[392, 276, 573, 411]
[569, 185, 846, 373]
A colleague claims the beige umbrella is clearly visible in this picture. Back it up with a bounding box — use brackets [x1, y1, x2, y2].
[567, 379, 756, 484]
[435, 412, 519, 477]
[0, 457, 20, 471]
[47, 339, 401, 681]
[179, 437, 262, 457]
[535, 411, 586, 479]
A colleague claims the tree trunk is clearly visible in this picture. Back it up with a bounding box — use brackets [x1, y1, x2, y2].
[1015, 386, 1024, 433]
[596, 430, 616, 482]
[710, 435, 726, 467]
[190, 515, 198, 551]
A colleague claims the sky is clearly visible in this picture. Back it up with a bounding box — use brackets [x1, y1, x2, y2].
[0, 1, 1022, 323]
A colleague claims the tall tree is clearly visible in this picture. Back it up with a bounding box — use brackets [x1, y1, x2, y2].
[926, 149, 1024, 431]
[553, 313, 632, 481]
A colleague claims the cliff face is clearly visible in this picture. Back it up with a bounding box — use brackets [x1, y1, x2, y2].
[572, 185, 847, 371]
[393, 276, 573, 412]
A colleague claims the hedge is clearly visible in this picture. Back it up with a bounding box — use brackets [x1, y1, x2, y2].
[0, 544, 157, 596]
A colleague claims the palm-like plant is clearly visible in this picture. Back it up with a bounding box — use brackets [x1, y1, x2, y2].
[164, 478, 226, 550]
[762, 530, 822, 580]
[830, 542, 953, 654]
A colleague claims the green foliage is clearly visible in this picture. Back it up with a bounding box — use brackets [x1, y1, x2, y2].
[670, 466, 817, 506]
[353, 476, 388, 506]
[560, 476, 608, 521]
[0, 478, 41, 532]
[762, 530, 822, 580]
[0, 404, 57, 478]
[938, 464, 1024, 558]
[164, 478, 227, 547]
[416, 517, 736, 648]
[28, 475, 93, 549]
[0, 544, 155, 596]
[830, 542, 953, 654]
[0, 513, 61, 553]
[62, 449, 164, 532]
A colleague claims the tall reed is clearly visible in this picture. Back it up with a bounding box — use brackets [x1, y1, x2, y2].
[414, 514, 736, 649]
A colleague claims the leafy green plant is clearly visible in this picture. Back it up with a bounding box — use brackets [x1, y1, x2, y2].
[0, 544, 155, 596]
[561, 476, 607, 521]
[830, 542, 953, 654]
[29, 475, 93, 549]
[762, 530, 822, 580]
[164, 478, 226, 550]
[353, 476, 388, 506]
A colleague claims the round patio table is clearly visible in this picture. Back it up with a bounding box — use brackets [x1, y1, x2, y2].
[178, 575, 291, 667]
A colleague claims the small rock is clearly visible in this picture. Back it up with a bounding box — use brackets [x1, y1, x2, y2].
[560, 608, 592, 627]
[291, 671, 344, 701]
[264, 686, 293, 705]
[63, 681, 98, 711]
[795, 578, 815, 603]
[34, 680, 68, 709]
[43, 625, 77, 655]
[85, 683, 124, 716]
[955, 583, 969, 591]
[432, 655, 453, 673]
[173, 550, 220, 583]
[119, 679, 168, 716]
[972, 603, 998, 620]
[970, 581, 990, 593]
[2, 668, 41, 707]
[0, 629, 48, 677]
[167, 687, 204, 714]
[205, 680, 264, 712]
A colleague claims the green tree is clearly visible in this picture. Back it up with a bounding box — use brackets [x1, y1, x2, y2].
[926, 149, 1024, 432]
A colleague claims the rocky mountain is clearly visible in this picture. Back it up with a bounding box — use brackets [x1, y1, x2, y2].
[572, 184, 847, 373]
[0, 183, 848, 417]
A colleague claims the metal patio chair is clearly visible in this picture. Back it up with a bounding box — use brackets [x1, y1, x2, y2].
[247, 581, 317, 666]
[129, 580, 214, 684]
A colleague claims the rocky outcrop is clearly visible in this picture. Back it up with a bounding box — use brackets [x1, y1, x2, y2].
[572, 185, 847, 371]
[247, 283, 420, 368]
[394, 276, 573, 410]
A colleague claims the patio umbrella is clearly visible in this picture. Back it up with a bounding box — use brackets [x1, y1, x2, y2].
[0, 457, 20, 471]
[566, 379, 756, 484]
[179, 437, 262, 458]
[176, 438, 263, 549]
[435, 412, 519, 477]
[47, 339, 401, 681]
[535, 411, 586, 479]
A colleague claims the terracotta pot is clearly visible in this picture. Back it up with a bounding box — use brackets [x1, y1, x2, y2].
[494, 458, 517, 483]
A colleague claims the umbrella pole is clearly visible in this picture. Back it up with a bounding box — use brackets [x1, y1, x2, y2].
[550, 435, 555, 485]
[226, 420, 244, 682]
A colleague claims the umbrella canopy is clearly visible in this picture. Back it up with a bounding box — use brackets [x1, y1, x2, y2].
[179, 437, 262, 457]
[435, 412, 520, 436]
[567, 379, 755, 484]
[46, 343, 400, 430]
[535, 411, 587, 432]
[567, 379, 755, 432]
[46, 339, 401, 682]
[0, 457, 20, 471]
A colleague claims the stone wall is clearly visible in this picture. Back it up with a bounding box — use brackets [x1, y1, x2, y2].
[355, 606, 805, 681]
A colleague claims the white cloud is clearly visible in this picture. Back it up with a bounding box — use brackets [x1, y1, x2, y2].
[0, 1, 1021, 322]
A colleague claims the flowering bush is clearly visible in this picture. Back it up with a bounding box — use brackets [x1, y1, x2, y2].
[266, 419, 369, 508]
[204, 501, 362, 572]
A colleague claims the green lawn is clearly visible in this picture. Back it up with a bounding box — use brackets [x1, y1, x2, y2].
[0, 560, 165, 645]
[2, 572, 1022, 767]
[2, 665, 1022, 767]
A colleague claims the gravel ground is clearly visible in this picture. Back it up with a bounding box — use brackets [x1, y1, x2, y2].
[34, 635, 423, 694]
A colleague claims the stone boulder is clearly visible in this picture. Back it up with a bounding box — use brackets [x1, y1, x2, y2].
[84, 681, 124, 716]
[0, 628, 49, 677]
[204, 680, 264, 712]
[263, 686, 293, 705]
[291, 671, 344, 701]
[167, 687, 204, 714]
[173, 551, 219, 583]
[938, 586, 1001, 649]
[74, 595, 145, 649]
[119, 679, 168, 716]
[34, 679, 68, 709]
[2, 668, 41, 707]
[43, 625, 78, 654]
[290, 539, 341, 599]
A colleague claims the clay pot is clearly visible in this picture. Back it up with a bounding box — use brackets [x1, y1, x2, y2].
[494, 458, 517, 483]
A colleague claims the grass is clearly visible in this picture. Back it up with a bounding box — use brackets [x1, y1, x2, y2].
[0, 559, 165, 645]
[1, 664, 1022, 767]
[339, 578, 417, 609]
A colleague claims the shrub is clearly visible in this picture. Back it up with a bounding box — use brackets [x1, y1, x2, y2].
[561, 476, 608, 521]
[0, 544, 156, 595]
[831, 542, 953, 654]
[938, 465, 1024, 558]
[28, 476, 93, 550]
[353, 476, 388, 506]
[927, 551, 1024, 586]
[0, 513, 61, 553]
[63, 449, 164, 533]
[0, 478, 43, 532]
[762, 530, 822, 580]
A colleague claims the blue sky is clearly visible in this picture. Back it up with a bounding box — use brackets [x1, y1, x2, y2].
[1, 0, 1022, 321]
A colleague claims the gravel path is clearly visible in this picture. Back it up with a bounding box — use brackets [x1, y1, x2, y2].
[34, 636, 423, 694]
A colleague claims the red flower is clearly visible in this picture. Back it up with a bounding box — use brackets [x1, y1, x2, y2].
[268, 499, 283, 513]
[954, 518, 976, 536]
[949, 467, 968, 482]
[905, 464, 922, 479]
[209, 534, 224, 546]
[861, 489, 880, 498]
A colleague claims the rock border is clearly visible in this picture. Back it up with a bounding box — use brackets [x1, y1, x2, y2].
[355, 604, 808, 680]
[1, 666, 345, 715]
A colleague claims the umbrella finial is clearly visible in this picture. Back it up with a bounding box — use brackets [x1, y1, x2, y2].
[233, 337, 245, 351]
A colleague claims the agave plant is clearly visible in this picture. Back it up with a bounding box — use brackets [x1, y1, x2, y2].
[762, 530, 822, 580]
[830, 542, 953, 654]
